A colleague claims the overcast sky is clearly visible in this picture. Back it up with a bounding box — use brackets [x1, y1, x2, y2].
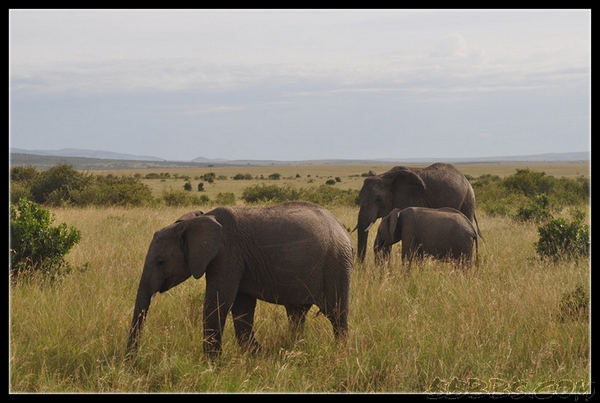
[9, 9, 591, 162]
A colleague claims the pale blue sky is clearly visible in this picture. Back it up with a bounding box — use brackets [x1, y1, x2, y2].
[9, 9, 591, 161]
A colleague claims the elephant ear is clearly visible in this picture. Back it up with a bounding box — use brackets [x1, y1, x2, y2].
[180, 215, 223, 279]
[383, 167, 427, 192]
[175, 210, 204, 223]
[386, 209, 402, 245]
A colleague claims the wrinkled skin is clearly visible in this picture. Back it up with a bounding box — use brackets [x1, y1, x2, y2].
[374, 207, 478, 269]
[355, 163, 482, 262]
[127, 201, 353, 359]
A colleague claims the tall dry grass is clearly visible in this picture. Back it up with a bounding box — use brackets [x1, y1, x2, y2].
[10, 204, 590, 393]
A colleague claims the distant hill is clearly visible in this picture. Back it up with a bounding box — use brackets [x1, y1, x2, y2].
[10, 148, 164, 162]
[9, 148, 590, 171]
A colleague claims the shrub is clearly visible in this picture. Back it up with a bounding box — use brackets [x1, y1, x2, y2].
[10, 199, 82, 280]
[268, 173, 281, 180]
[241, 184, 299, 204]
[514, 194, 553, 223]
[162, 188, 209, 206]
[535, 210, 590, 261]
[233, 173, 254, 180]
[215, 192, 236, 205]
[301, 185, 358, 207]
[325, 179, 336, 185]
[503, 168, 554, 198]
[183, 182, 192, 191]
[201, 172, 216, 183]
[30, 163, 92, 206]
[69, 175, 154, 206]
[198, 183, 205, 192]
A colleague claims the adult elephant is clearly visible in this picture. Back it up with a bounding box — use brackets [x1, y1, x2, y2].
[126, 201, 353, 359]
[354, 163, 482, 262]
[374, 207, 479, 269]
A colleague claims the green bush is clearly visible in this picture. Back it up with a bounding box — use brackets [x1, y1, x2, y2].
[201, 172, 216, 183]
[302, 185, 358, 206]
[472, 170, 589, 218]
[30, 163, 92, 206]
[514, 194, 553, 223]
[241, 184, 299, 204]
[183, 182, 192, 191]
[233, 173, 254, 180]
[10, 199, 82, 280]
[69, 175, 154, 206]
[162, 188, 210, 206]
[535, 210, 590, 261]
[215, 192, 236, 205]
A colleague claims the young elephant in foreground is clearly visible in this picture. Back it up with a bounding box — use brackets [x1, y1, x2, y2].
[127, 201, 353, 359]
[374, 206, 479, 269]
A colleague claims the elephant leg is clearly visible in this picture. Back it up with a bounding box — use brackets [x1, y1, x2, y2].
[323, 292, 349, 342]
[285, 304, 312, 336]
[203, 287, 235, 359]
[231, 292, 261, 353]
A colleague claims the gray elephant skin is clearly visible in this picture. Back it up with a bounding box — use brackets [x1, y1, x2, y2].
[127, 201, 353, 359]
[355, 162, 482, 262]
[374, 206, 479, 268]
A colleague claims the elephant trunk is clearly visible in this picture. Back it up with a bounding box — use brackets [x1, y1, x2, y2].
[126, 279, 155, 358]
[356, 207, 377, 262]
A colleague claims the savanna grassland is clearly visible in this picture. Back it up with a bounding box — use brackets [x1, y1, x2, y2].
[9, 162, 590, 393]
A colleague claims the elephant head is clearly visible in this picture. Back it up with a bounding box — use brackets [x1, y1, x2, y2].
[373, 208, 402, 262]
[355, 167, 428, 262]
[126, 214, 222, 356]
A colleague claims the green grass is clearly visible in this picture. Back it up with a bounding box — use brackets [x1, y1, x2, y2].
[9, 165, 590, 393]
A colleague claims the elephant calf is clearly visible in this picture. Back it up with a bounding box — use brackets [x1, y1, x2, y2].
[374, 206, 478, 269]
[127, 201, 353, 359]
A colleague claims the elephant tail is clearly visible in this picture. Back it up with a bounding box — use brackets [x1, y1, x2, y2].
[474, 229, 479, 268]
[473, 212, 485, 244]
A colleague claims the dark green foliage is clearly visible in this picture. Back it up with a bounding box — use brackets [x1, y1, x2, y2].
[503, 169, 554, 197]
[201, 172, 216, 183]
[268, 173, 281, 180]
[69, 175, 154, 206]
[325, 179, 336, 185]
[241, 184, 358, 207]
[162, 188, 210, 206]
[183, 182, 192, 191]
[198, 183, 204, 192]
[535, 211, 590, 261]
[241, 184, 300, 204]
[215, 192, 236, 205]
[558, 285, 589, 322]
[514, 194, 553, 223]
[11, 164, 155, 207]
[471, 170, 589, 218]
[303, 185, 358, 206]
[30, 163, 93, 206]
[145, 172, 171, 179]
[10, 199, 81, 280]
[233, 173, 254, 180]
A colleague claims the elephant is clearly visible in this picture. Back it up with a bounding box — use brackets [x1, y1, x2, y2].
[126, 201, 353, 359]
[374, 206, 479, 269]
[354, 162, 482, 262]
